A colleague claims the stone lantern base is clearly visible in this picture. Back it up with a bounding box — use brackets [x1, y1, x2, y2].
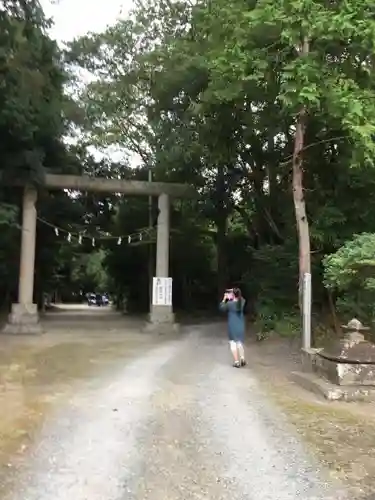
[292, 318, 375, 402]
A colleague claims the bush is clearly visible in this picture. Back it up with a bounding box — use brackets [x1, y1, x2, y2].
[323, 233, 375, 324]
[253, 300, 301, 340]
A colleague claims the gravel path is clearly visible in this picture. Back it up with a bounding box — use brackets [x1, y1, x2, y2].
[4, 327, 347, 500]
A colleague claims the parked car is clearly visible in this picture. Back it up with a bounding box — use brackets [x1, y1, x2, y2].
[87, 292, 109, 306]
[87, 293, 96, 306]
[95, 293, 104, 306]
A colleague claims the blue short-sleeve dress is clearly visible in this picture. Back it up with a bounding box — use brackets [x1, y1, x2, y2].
[219, 298, 246, 343]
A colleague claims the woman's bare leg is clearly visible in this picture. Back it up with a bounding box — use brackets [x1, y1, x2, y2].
[237, 342, 246, 365]
[229, 341, 240, 366]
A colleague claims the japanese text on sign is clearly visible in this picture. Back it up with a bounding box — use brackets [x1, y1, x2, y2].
[152, 277, 172, 306]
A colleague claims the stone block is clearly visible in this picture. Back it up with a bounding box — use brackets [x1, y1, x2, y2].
[149, 304, 175, 323]
[144, 305, 179, 334]
[291, 371, 375, 402]
[301, 347, 322, 372]
[2, 303, 43, 335]
[314, 356, 375, 386]
[143, 321, 180, 335]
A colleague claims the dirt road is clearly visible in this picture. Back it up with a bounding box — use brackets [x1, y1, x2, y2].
[1, 322, 346, 499]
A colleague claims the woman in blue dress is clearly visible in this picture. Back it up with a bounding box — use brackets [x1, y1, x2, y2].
[219, 287, 246, 367]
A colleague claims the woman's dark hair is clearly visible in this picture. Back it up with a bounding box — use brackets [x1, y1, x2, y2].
[233, 287, 242, 314]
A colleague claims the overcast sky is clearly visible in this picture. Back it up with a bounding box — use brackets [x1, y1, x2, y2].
[40, 0, 134, 42]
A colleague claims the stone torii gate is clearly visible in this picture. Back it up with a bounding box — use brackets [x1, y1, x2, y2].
[3, 174, 194, 334]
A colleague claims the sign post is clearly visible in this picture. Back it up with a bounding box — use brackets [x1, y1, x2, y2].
[152, 277, 173, 306]
[302, 272, 312, 349]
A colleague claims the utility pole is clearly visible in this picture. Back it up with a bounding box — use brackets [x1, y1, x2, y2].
[148, 168, 153, 305]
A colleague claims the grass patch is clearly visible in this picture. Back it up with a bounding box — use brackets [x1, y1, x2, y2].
[260, 372, 375, 498]
[0, 334, 159, 497]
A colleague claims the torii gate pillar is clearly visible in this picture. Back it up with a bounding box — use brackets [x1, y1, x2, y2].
[146, 193, 178, 332]
[3, 186, 42, 334]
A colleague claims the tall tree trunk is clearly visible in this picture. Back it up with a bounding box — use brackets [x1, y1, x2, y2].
[327, 289, 340, 335]
[292, 37, 311, 309]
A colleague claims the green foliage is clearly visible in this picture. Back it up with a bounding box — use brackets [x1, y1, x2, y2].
[103, 174, 219, 312]
[60, 0, 375, 323]
[71, 250, 109, 292]
[200, 0, 375, 152]
[0, 1, 72, 306]
[249, 242, 299, 310]
[0, 203, 18, 226]
[253, 304, 301, 340]
[0, 0, 67, 184]
[323, 233, 375, 291]
[323, 233, 375, 322]
[3, 0, 375, 331]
